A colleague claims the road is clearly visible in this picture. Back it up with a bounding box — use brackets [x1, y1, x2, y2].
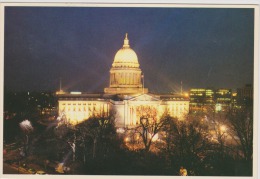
[3, 163, 29, 174]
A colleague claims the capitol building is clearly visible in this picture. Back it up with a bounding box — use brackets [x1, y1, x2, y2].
[57, 34, 189, 127]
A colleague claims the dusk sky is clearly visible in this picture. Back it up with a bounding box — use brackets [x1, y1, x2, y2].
[4, 6, 254, 93]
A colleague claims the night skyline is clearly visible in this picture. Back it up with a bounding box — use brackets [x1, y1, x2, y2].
[4, 6, 254, 93]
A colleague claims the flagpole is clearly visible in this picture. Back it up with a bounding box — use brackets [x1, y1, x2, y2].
[142, 73, 144, 94]
[60, 78, 62, 91]
[181, 81, 182, 95]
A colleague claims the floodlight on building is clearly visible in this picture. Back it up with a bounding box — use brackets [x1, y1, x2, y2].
[70, 92, 82, 95]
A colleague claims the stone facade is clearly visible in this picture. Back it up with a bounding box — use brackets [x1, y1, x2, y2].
[57, 34, 189, 127]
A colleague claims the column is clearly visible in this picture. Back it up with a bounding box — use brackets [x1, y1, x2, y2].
[128, 73, 130, 85]
[114, 73, 116, 85]
[119, 73, 122, 84]
[124, 73, 126, 85]
[128, 106, 131, 125]
[131, 73, 134, 85]
[130, 107, 133, 124]
[112, 73, 115, 85]
[126, 73, 129, 85]
[129, 73, 132, 85]
[124, 102, 128, 126]
[114, 73, 117, 85]
[113, 73, 116, 84]
[121, 73, 124, 84]
[133, 106, 137, 125]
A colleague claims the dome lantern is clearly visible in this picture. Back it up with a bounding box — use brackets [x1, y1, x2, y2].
[112, 33, 139, 68]
[123, 33, 130, 48]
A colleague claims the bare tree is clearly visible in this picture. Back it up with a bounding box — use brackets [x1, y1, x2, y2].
[133, 106, 171, 152]
[204, 105, 230, 156]
[76, 113, 117, 159]
[165, 114, 212, 175]
[226, 106, 253, 161]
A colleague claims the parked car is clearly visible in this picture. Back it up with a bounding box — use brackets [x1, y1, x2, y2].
[28, 168, 36, 174]
[36, 170, 47, 175]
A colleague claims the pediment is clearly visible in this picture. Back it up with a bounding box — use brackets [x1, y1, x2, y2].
[128, 94, 160, 101]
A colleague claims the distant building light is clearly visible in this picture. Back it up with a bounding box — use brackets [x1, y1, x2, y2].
[220, 125, 227, 133]
[56, 90, 66, 95]
[124, 137, 130, 142]
[70, 92, 82, 95]
[116, 128, 125, 134]
[184, 93, 189, 97]
[216, 103, 222, 111]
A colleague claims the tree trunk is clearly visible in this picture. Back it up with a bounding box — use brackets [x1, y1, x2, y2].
[93, 138, 97, 159]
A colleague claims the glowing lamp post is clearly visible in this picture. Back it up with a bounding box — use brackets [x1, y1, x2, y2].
[220, 125, 227, 134]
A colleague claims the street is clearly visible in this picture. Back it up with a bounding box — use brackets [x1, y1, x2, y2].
[3, 163, 29, 174]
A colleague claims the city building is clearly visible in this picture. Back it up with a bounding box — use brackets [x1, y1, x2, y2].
[57, 34, 189, 127]
[215, 89, 232, 111]
[237, 84, 253, 106]
[231, 92, 238, 108]
[189, 88, 214, 112]
[189, 88, 232, 112]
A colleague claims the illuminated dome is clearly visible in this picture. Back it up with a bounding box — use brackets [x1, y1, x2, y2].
[112, 33, 140, 68]
[104, 33, 148, 94]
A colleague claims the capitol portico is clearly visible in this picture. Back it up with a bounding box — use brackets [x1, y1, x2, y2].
[57, 34, 189, 127]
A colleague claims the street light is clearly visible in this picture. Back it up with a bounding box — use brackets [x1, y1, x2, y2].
[220, 125, 227, 133]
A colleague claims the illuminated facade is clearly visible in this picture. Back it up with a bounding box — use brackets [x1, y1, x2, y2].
[215, 89, 232, 103]
[237, 84, 253, 105]
[189, 88, 212, 111]
[215, 89, 232, 111]
[189, 88, 232, 112]
[57, 34, 189, 127]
